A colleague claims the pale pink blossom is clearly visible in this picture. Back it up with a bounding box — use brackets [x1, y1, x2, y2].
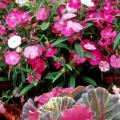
[23, 45, 43, 59]
[0, 101, 6, 113]
[67, 21, 83, 33]
[4, 51, 20, 65]
[61, 13, 76, 21]
[36, 7, 49, 21]
[81, 0, 94, 7]
[110, 55, 120, 68]
[99, 61, 110, 72]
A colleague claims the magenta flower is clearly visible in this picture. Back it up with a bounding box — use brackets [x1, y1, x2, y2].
[110, 55, 120, 68]
[23, 45, 43, 59]
[4, 51, 20, 65]
[101, 26, 117, 39]
[68, 0, 80, 9]
[6, 10, 22, 29]
[54, 61, 61, 69]
[0, 25, 6, 35]
[20, 12, 31, 24]
[88, 50, 102, 65]
[61, 105, 93, 120]
[36, 7, 49, 21]
[44, 48, 57, 57]
[28, 57, 46, 73]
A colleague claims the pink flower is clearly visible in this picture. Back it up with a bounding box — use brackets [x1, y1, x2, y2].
[0, 25, 6, 34]
[61, 105, 93, 120]
[61, 13, 76, 21]
[20, 12, 31, 24]
[68, 0, 80, 9]
[88, 50, 102, 65]
[62, 25, 74, 36]
[34, 87, 74, 105]
[99, 61, 110, 72]
[110, 55, 120, 68]
[0, 102, 6, 113]
[101, 26, 117, 39]
[26, 73, 41, 84]
[36, 7, 49, 21]
[98, 39, 112, 47]
[0, 3, 7, 8]
[67, 20, 83, 33]
[54, 61, 61, 69]
[6, 10, 22, 29]
[44, 48, 57, 57]
[23, 45, 43, 59]
[28, 57, 46, 73]
[81, 39, 96, 51]
[4, 51, 20, 65]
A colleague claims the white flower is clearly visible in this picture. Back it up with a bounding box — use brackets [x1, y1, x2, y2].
[81, 0, 94, 7]
[8, 35, 22, 49]
[84, 43, 96, 50]
[15, 0, 28, 5]
[66, 3, 77, 13]
[99, 61, 110, 72]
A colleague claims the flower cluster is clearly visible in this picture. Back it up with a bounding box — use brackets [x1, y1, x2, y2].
[0, 0, 120, 97]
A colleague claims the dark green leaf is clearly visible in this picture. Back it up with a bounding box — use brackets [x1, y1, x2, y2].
[52, 37, 68, 46]
[69, 76, 75, 87]
[84, 52, 95, 59]
[52, 72, 63, 83]
[55, 43, 69, 50]
[81, 76, 97, 86]
[49, 1, 64, 19]
[65, 64, 72, 71]
[75, 44, 84, 58]
[113, 33, 120, 49]
[20, 84, 34, 95]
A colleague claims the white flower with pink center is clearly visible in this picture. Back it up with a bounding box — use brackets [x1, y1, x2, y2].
[15, 0, 28, 5]
[8, 35, 22, 49]
[99, 61, 110, 72]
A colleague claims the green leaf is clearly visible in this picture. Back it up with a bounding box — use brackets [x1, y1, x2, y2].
[113, 33, 120, 49]
[69, 76, 75, 87]
[65, 64, 72, 71]
[40, 22, 50, 31]
[49, 1, 64, 19]
[75, 44, 84, 58]
[20, 84, 34, 95]
[0, 77, 7, 81]
[52, 72, 63, 83]
[52, 37, 68, 46]
[84, 52, 95, 59]
[45, 72, 58, 80]
[81, 76, 97, 86]
[55, 43, 69, 50]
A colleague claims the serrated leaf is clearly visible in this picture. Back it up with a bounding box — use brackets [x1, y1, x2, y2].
[75, 44, 84, 58]
[20, 84, 34, 95]
[40, 22, 50, 30]
[113, 33, 120, 49]
[69, 76, 75, 87]
[52, 37, 68, 46]
[81, 76, 97, 86]
[52, 72, 63, 83]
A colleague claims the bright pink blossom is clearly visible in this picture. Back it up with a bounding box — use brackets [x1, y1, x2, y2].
[28, 57, 46, 73]
[0, 25, 6, 34]
[36, 7, 49, 21]
[4, 51, 20, 65]
[44, 48, 57, 57]
[88, 50, 102, 65]
[110, 55, 120, 68]
[28, 110, 39, 120]
[54, 61, 61, 69]
[20, 12, 31, 24]
[23, 45, 43, 59]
